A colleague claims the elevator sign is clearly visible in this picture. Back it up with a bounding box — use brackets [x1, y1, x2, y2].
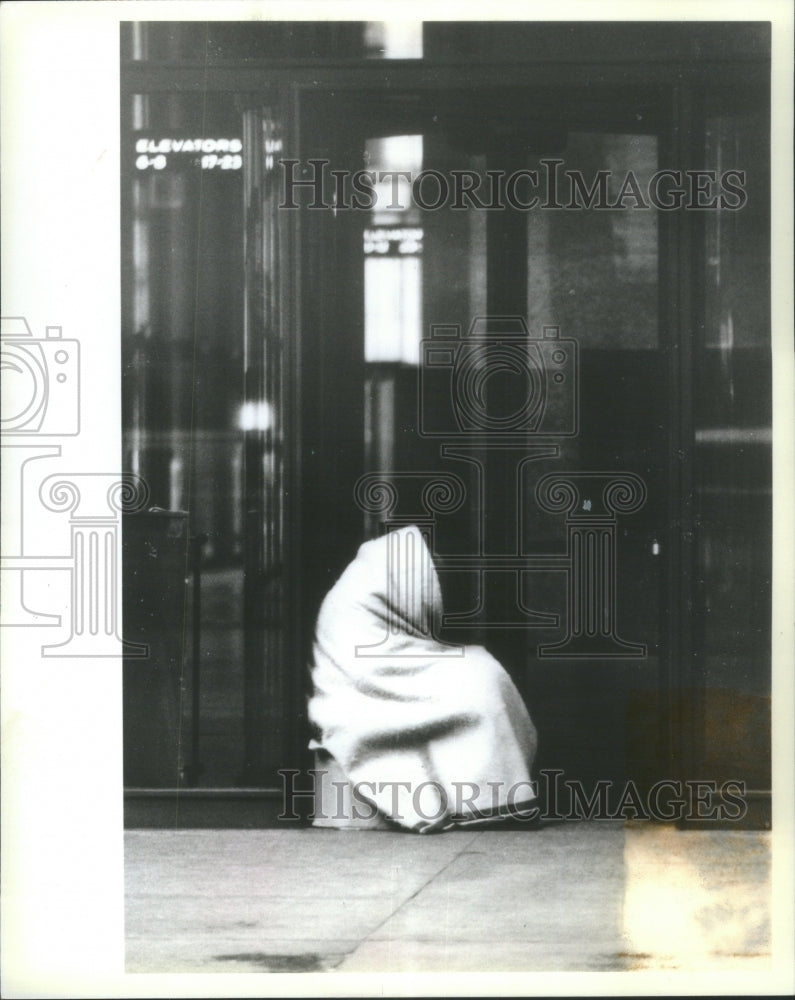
[134, 137, 243, 171]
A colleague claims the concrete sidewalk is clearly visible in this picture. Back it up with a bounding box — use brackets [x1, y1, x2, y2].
[125, 822, 770, 974]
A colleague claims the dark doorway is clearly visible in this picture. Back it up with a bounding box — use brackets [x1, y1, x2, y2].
[121, 23, 771, 824]
[295, 86, 673, 794]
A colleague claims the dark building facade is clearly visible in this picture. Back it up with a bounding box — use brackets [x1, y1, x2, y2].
[120, 21, 772, 827]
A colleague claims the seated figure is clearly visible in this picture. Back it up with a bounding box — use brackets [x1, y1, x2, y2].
[308, 524, 538, 832]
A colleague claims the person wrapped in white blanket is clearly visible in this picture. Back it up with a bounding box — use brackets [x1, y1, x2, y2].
[309, 524, 539, 832]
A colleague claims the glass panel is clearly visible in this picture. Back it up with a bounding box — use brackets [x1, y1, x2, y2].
[704, 114, 771, 350]
[121, 22, 368, 61]
[695, 101, 771, 791]
[362, 134, 425, 532]
[522, 132, 663, 787]
[364, 21, 423, 59]
[364, 252, 423, 363]
[122, 92, 249, 787]
[363, 135, 423, 365]
[528, 133, 659, 349]
[358, 118, 665, 790]
[241, 109, 289, 784]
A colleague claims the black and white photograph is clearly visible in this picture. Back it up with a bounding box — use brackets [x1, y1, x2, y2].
[2, 2, 794, 997]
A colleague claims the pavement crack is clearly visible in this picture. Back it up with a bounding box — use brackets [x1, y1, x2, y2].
[349, 831, 484, 951]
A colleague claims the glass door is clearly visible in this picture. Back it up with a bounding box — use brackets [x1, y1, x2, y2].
[313, 89, 673, 795]
[122, 92, 296, 788]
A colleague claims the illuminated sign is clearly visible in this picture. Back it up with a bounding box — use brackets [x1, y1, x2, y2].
[134, 137, 243, 171]
[363, 227, 423, 256]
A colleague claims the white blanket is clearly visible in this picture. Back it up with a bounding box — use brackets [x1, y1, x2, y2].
[308, 525, 538, 832]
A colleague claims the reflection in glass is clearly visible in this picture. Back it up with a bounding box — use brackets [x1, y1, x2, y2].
[528, 133, 659, 349]
[695, 104, 771, 791]
[122, 93, 247, 787]
[364, 22, 423, 59]
[363, 135, 425, 517]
